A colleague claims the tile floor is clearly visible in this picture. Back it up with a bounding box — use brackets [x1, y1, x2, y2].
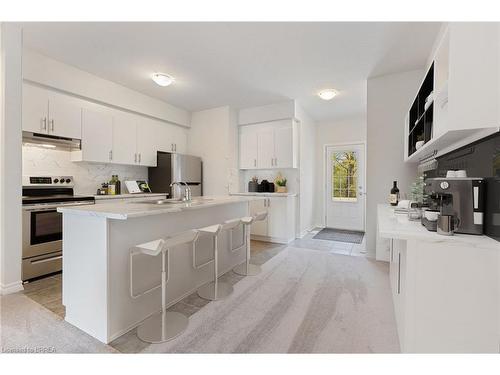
[22, 233, 366, 353]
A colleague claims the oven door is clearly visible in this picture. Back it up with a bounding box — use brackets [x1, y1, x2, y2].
[22, 206, 63, 259]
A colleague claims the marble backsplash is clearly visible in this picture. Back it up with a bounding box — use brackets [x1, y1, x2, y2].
[22, 145, 148, 195]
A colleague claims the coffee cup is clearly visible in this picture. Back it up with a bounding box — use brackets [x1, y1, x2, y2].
[424, 209, 439, 221]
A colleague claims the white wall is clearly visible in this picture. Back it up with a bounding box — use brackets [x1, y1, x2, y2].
[0, 23, 23, 295]
[366, 70, 422, 258]
[22, 146, 148, 195]
[295, 103, 316, 236]
[314, 114, 367, 227]
[23, 49, 190, 128]
[187, 106, 239, 196]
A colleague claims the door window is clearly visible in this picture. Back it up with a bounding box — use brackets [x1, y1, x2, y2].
[331, 151, 358, 202]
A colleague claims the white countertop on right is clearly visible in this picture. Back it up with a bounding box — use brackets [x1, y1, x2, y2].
[377, 204, 499, 250]
[230, 192, 297, 197]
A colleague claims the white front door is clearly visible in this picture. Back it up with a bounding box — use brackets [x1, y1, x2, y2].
[325, 143, 365, 231]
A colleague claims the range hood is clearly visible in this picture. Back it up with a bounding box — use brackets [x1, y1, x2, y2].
[22, 131, 81, 151]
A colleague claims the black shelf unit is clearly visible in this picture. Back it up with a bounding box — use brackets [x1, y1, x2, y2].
[408, 63, 434, 157]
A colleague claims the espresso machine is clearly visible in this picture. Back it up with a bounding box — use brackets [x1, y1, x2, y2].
[424, 177, 485, 235]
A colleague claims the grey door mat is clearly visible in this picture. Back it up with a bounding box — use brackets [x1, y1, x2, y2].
[313, 228, 365, 244]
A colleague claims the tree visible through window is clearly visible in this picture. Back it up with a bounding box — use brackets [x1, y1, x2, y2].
[332, 151, 358, 202]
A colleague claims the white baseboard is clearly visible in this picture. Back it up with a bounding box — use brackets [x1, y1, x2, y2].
[0, 280, 24, 295]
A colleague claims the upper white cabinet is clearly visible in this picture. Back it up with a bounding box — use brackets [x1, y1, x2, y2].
[74, 107, 159, 167]
[22, 83, 188, 167]
[239, 119, 298, 169]
[239, 129, 258, 169]
[23, 83, 82, 139]
[76, 108, 113, 163]
[112, 111, 138, 165]
[257, 128, 274, 169]
[404, 23, 500, 162]
[155, 119, 187, 154]
[136, 118, 159, 167]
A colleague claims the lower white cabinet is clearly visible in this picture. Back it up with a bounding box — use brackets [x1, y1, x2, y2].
[249, 196, 296, 243]
[387, 237, 499, 353]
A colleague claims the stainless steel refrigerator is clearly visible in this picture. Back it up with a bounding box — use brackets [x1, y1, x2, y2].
[148, 152, 203, 198]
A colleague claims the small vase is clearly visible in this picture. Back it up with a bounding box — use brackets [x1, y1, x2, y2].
[276, 186, 287, 193]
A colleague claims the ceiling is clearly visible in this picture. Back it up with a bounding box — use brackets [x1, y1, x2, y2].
[21, 22, 442, 121]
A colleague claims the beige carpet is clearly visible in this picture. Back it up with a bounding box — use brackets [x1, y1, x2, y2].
[1, 293, 116, 353]
[144, 247, 400, 353]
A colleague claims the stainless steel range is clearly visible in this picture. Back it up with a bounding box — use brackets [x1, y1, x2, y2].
[22, 175, 95, 281]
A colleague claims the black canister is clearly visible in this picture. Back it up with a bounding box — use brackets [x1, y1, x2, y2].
[248, 180, 259, 192]
[260, 180, 270, 192]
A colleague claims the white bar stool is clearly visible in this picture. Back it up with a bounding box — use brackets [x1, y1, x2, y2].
[130, 230, 198, 344]
[233, 211, 268, 276]
[195, 222, 235, 301]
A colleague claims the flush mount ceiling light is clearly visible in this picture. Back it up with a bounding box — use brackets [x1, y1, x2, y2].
[151, 73, 175, 87]
[318, 89, 338, 101]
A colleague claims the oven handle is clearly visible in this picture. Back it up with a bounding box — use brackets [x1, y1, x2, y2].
[31, 255, 63, 265]
[23, 201, 95, 211]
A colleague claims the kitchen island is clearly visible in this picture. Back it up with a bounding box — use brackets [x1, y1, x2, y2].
[377, 204, 499, 353]
[58, 196, 263, 344]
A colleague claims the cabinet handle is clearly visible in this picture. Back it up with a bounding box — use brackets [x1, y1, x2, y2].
[50, 119, 54, 132]
[267, 198, 270, 207]
[174, 144, 177, 152]
[134, 153, 137, 163]
[138, 153, 141, 163]
[41, 117, 47, 131]
[254, 159, 257, 167]
[109, 150, 113, 161]
[397, 252, 401, 295]
[390, 239, 393, 262]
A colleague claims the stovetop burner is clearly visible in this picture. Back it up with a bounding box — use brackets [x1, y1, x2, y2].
[22, 175, 94, 205]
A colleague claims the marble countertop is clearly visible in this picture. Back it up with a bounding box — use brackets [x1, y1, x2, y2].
[230, 192, 297, 197]
[58, 195, 264, 220]
[94, 193, 167, 200]
[377, 204, 499, 249]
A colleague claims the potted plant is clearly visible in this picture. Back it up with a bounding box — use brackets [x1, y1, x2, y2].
[274, 173, 287, 193]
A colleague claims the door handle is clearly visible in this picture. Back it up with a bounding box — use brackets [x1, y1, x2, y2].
[31, 255, 63, 265]
[397, 252, 401, 294]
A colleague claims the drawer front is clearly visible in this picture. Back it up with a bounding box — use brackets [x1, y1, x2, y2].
[22, 252, 62, 281]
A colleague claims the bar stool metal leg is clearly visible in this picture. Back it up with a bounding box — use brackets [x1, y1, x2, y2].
[137, 248, 189, 344]
[197, 231, 233, 300]
[233, 223, 262, 276]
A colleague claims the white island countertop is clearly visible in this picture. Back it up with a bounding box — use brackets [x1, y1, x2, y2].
[58, 195, 264, 220]
[94, 192, 167, 200]
[377, 204, 499, 250]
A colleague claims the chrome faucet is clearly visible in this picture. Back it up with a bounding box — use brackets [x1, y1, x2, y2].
[170, 181, 192, 202]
